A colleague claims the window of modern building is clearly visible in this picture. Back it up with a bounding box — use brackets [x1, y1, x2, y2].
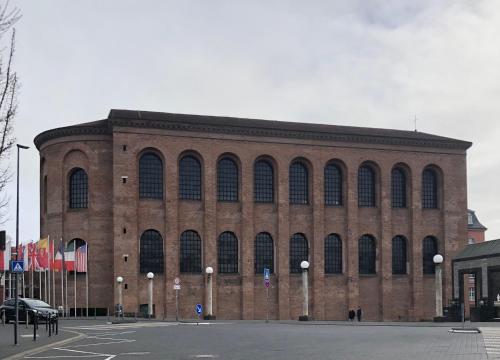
[392, 235, 407, 274]
[254, 232, 274, 274]
[422, 236, 438, 274]
[139, 153, 163, 200]
[254, 160, 274, 203]
[217, 158, 238, 201]
[422, 168, 438, 209]
[179, 155, 202, 200]
[359, 234, 376, 274]
[358, 165, 375, 207]
[69, 168, 88, 209]
[468, 213, 473, 225]
[140, 230, 164, 274]
[289, 162, 308, 204]
[290, 233, 308, 273]
[469, 287, 475, 301]
[218, 231, 238, 273]
[391, 168, 407, 208]
[325, 234, 342, 274]
[325, 163, 342, 206]
[180, 230, 202, 273]
[468, 238, 475, 245]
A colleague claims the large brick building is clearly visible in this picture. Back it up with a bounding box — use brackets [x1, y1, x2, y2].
[34, 109, 471, 321]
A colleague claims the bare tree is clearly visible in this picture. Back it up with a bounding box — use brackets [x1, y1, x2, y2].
[0, 1, 20, 224]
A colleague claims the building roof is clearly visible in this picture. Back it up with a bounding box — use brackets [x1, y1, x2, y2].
[453, 239, 500, 262]
[34, 109, 473, 150]
[468, 209, 487, 231]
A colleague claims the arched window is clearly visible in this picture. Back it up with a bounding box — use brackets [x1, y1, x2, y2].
[218, 232, 238, 273]
[290, 233, 308, 273]
[180, 230, 202, 273]
[179, 155, 202, 200]
[254, 160, 274, 203]
[358, 165, 375, 207]
[422, 168, 438, 208]
[325, 234, 342, 274]
[139, 153, 163, 199]
[392, 236, 407, 274]
[69, 168, 88, 209]
[140, 230, 164, 274]
[289, 162, 308, 204]
[66, 238, 87, 273]
[391, 168, 406, 208]
[217, 158, 238, 201]
[325, 163, 342, 206]
[254, 232, 274, 274]
[422, 236, 438, 274]
[359, 234, 376, 274]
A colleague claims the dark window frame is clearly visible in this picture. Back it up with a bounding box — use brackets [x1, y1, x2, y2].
[290, 233, 308, 273]
[254, 232, 274, 274]
[289, 161, 309, 205]
[422, 168, 438, 209]
[423, 236, 438, 274]
[218, 231, 239, 273]
[140, 230, 164, 274]
[325, 234, 342, 274]
[392, 235, 407, 275]
[180, 230, 202, 273]
[358, 165, 376, 207]
[254, 160, 274, 203]
[391, 168, 407, 208]
[139, 152, 164, 200]
[325, 163, 343, 206]
[179, 155, 202, 200]
[69, 168, 88, 209]
[217, 157, 239, 202]
[359, 234, 376, 274]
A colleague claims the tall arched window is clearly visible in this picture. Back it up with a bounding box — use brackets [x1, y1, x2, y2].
[325, 234, 342, 274]
[359, 234, 376, 274]
[358, 165, 375, 207]
[422, 236, 438, 274]
[139, 153, 163, 199]
[140, 230, 164, 274]
[289, 161, 308, 204]
[66, 238, 87, 273]
[179, 155, 202, 200]
[180, 230, 202, 273]
[391, 168, 407, 208]
[392, 236, 407, 274]
[254, 160, 274, 203]
[69, 168, 88, 209]
[218, 232, 238, 273]
[254, 232, 274, 274]
[422, 168, 438, 209]
[217, 157, 238, 201]
[290, 233, 308, 273]
[325, 163, 342, 206]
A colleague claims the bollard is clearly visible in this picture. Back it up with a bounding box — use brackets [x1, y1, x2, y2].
[33, 314, 37, 341]
[55, 317, 58, 335]
[107, 307, 110, 322]
[2, 310, 4, 326]
[45, 317, 48, 332]
[25, 310, 28, 329]
[48, 317, 52, 337]
[94, 308, 96, 320]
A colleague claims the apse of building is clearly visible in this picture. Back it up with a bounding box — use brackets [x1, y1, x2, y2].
[34, 110, 471, 321]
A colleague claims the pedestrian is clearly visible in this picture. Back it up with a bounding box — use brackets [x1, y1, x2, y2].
[348, 310, 354, 321]
[356, 308, 362, 322]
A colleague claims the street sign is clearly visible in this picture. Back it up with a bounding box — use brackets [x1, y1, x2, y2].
[196, 304, 203, 315]
[174, 277, 181, 285]
[263, 268, 270, 280]
[264, 279, 270, 288]
[10, 260, 24, 273]
[173, 284, 181, 290]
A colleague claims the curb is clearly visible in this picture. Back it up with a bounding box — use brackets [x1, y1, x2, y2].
[3, 330, 86, 360]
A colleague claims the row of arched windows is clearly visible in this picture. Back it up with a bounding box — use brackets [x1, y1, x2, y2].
[67, 154, 440, 210]
[138, 230, 440, 276]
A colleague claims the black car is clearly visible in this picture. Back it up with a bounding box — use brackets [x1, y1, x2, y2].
[0, 298, 58, 323]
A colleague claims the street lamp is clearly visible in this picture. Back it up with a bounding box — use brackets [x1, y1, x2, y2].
[116, 276, 123, 319]
[14, 144, 29, 345]
[205, 266, 215, 320]
[433, 254, 444, 319]
[147, 272, 154, 318]
[299, 261, 310, 321]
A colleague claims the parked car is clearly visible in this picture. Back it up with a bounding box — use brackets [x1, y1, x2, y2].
[0, 298, 58, 323]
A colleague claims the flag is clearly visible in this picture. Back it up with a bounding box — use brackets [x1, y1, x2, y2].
[52, 241, 64, 271]
[36, 237, 49, 270]
[64, 245, 75, 271]
[28, 242, 38, 271]
[75, 244, 87, 273]
[0, 240, 10, 271]
[16, 244, 28, 271]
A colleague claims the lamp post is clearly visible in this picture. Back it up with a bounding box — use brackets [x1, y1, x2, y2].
[299, 261, 310, 321]
[205, 266, 215, 320]
[147, 272, 154, 318]
[433, 254, 444, 319]
[14, 144, 29, 345]
[116, 276, 123, 319]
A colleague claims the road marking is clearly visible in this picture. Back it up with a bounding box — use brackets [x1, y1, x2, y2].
[480, 327, 500, 358]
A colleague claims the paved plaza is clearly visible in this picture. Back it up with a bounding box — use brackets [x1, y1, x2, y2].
[1, 319, 499, 359]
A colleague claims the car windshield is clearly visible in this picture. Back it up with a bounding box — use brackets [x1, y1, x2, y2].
[22, 299, 51, 308]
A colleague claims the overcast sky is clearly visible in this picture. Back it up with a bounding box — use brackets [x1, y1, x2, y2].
[3, 0, 500, 244]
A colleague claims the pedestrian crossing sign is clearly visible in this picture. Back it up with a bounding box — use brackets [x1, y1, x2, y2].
[10, 260, 24, 273]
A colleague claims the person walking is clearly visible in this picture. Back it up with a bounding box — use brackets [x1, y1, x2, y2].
[348, 309, 355, 321]
[356, 308, 362, 322]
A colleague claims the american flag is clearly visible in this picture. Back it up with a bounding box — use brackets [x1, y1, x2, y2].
[75, 244, 87, 273]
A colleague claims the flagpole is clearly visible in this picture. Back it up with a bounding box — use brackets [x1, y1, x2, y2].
[74, 243, 76, 318]
[2, 272, 5, 301]
[8, 272, 11, 298]
[86, 244, 88, 318]
[60, 238, 64, 318]
[47, 236, 51, 306]
[30, 243, 34, 298]
[44, 270, 47, 301]
[38, 269, 41, 299]
[22, 273, 24, 298]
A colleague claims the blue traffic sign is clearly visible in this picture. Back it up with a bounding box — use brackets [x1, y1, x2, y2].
[264, 268, 270, 280]
[10, 260, 24, 273]
[196, 303, 203, 315]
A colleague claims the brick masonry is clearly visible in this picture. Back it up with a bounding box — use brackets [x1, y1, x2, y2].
[36, 111, 470, 321]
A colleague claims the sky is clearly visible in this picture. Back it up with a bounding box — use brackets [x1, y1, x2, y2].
[2, 0, 500, 244]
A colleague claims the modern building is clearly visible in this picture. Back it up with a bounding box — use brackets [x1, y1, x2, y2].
[34, 109, 471, 321]
[466, 209, 487, 313]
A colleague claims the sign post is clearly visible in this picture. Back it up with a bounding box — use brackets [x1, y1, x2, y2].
[264, 268, 270, 323]
[195, 303, 203, 325]
[173, 277, 181, 322]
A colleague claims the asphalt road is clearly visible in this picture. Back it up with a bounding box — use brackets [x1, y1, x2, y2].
[7, 320, 488, 360]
